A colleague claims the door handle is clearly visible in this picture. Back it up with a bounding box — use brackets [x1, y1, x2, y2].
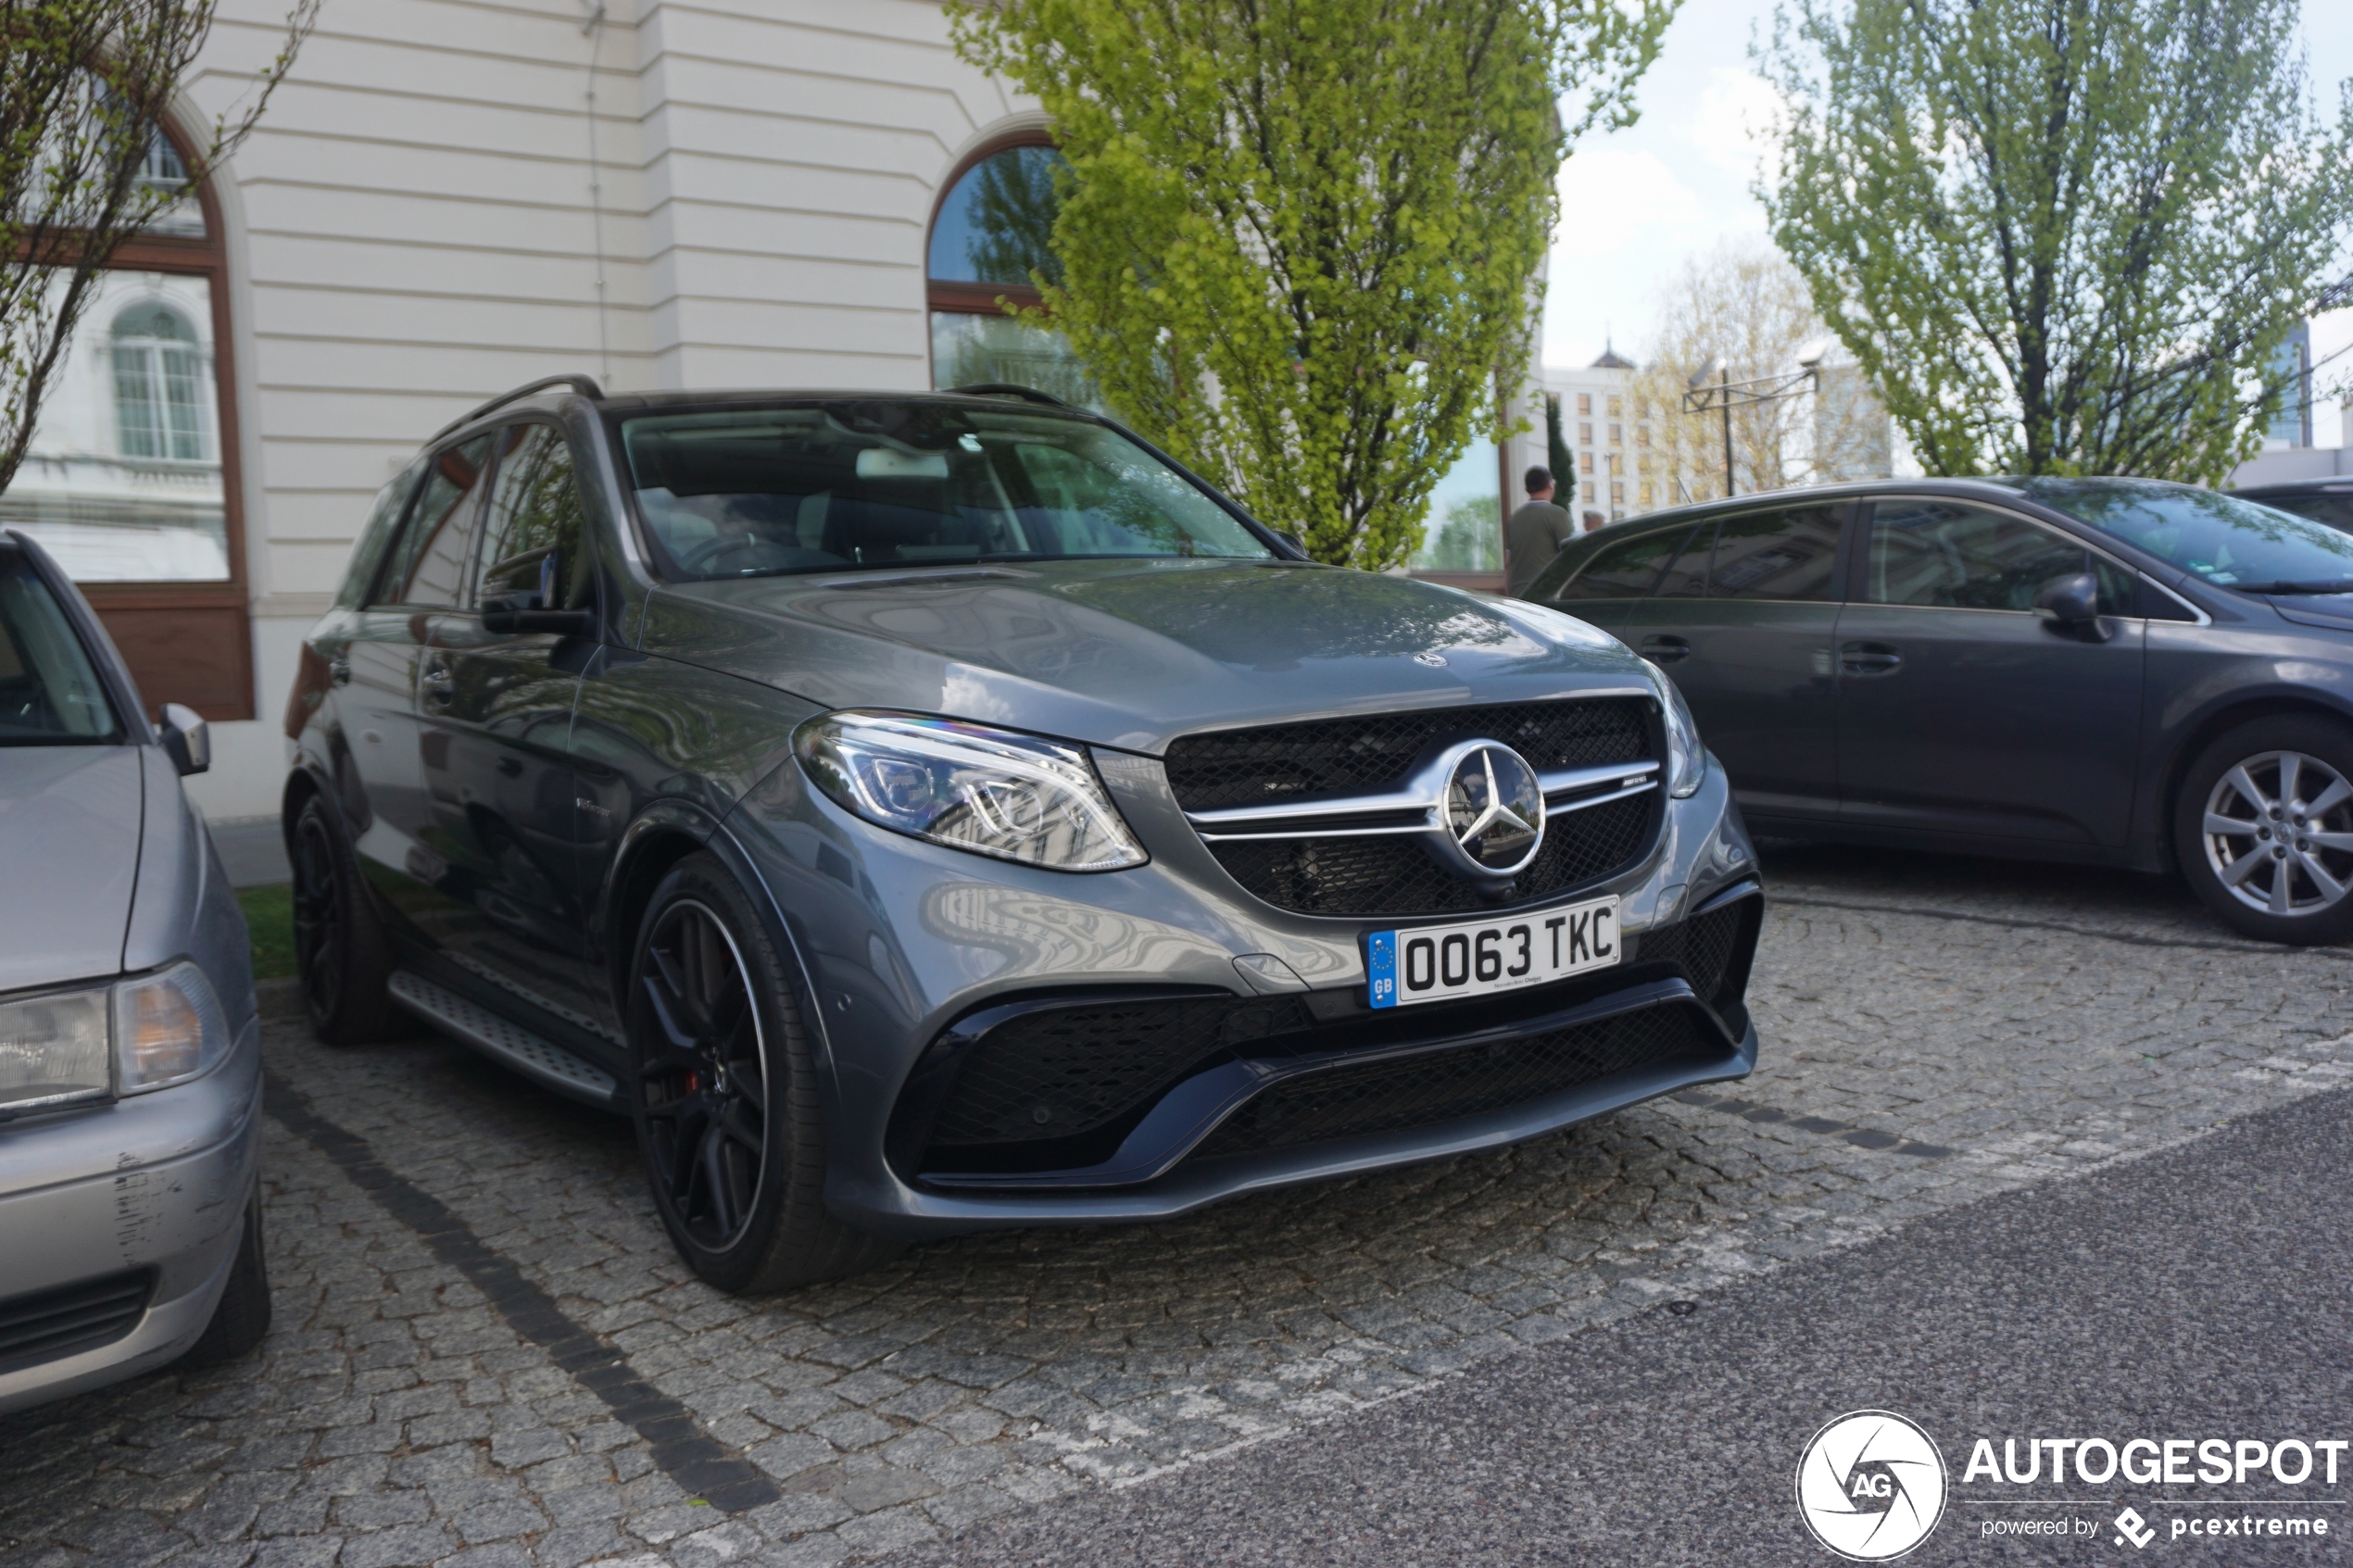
[1639, 633, 1692, 664]
[421, 661, 454, 705]
[328, 656, 351, 686]
[1840, 641, 1902, 675]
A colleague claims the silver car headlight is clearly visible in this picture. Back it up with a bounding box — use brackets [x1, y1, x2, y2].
[0, 985, 112, 1111]
[0, 961, 230, 1112]
[796, 712, 1149, 872]
[1654, 671, 1707, 799]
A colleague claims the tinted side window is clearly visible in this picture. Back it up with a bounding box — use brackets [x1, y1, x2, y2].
[374, 436, 494, 608]
[1709, 505, 1843, 601]
[1654, 521, 1716, 598]
[338, 458, 425, 609]
[1554, 522, 1698, 602]
[470, 424, 591, 609]
[1865, 501, 2085, 611]
[2265, 495, 2353, 534]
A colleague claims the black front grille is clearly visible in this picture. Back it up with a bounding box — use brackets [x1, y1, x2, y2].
[0, 1270, 153, 1376]
[1164, 697, 1654, 812]
[1189, 1002, 1717, 1161]
[927, 994, 1315, 1151]
[1205, 789, 1654, 917]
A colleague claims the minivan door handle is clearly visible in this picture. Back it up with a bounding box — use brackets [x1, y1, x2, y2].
[421, 659, 455, 706]
[1639, 633, 1692, 664]
[1840, 641, 1902, 675]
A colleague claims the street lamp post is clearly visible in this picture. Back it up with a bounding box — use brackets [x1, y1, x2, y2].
[1681, 345, 1830, 499]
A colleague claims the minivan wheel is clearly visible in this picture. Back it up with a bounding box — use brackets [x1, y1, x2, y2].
[2175, 715, 2353, 946]
[288, 793, 397, 1044]
[626, 854, 896, 1293]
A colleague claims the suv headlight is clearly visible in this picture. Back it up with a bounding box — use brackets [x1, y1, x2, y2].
[796, 712, 1149, 872]
[0, 961, 230, 1112]
[1655, 671, 1707, 799]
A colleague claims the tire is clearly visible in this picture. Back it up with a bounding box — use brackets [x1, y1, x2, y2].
[180, 1185, 271, 1368]
[2174, 714, 2353, 946]
[288, 791, 398, 1044]
[626, 854, 897, 1292]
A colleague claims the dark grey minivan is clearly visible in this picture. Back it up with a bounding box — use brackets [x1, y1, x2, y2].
[283, 379, 1763, 1291]
[1521, 477, 2353, 946]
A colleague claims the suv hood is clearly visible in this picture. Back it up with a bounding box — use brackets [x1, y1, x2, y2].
[641, 558, 1655, 752]
[0, 746, 142, 992]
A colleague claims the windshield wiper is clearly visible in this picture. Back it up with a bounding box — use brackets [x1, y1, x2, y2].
[2225, 580, 2353, 596]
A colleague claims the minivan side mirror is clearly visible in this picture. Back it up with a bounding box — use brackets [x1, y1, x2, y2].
[1272, 529, 1307, 558]
[157, 702, 210, 776]
[2032, 571, 2105, 637]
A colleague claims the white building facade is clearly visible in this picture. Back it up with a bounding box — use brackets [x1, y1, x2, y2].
[6, 0, 1549, 820]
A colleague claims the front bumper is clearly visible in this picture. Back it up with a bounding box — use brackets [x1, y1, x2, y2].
[0, 1022, 260, 1416]
[730, 736, 1761, 1240]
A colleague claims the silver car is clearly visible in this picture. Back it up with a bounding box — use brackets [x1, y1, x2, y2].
[0, 528, 268, 1415]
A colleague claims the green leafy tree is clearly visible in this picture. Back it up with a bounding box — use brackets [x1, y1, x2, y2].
[0, 0, 317, 495]
[1761, 0, 2353, 481]
[950, 0, 1675, 568]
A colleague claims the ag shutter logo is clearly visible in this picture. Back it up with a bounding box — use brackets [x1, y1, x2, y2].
[1796, 1411, 1950, 1561]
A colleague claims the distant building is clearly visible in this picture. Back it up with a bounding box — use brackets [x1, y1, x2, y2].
[1542, 346, 1651, 523]
[2227, 322, 2351, 488]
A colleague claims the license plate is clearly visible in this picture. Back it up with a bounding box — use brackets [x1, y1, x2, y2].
[1365, 896, 1620, 1010]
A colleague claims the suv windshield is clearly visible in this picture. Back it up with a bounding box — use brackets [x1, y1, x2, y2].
[0, 549, 121, 745]
[2012, 479, 2353, 593]
[620, 401, 1272, 579]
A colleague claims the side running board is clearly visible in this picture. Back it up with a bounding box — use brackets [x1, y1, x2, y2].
[387, 971, 621, 1111]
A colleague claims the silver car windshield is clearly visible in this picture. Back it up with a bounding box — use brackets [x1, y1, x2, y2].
[2017, 480, 2353, 593]
[0, 552, 121, 746]
[621, 402, 1273, 580]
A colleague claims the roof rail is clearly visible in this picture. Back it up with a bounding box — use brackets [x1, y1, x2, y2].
[430, 374, 605, 443]
[949, 383, 1075, 410]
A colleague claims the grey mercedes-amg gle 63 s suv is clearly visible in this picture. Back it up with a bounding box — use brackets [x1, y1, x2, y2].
[283, 379, 1763, 1290]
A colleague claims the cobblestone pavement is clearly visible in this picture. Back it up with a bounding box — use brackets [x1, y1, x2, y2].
[6, 847, 2351, 1568]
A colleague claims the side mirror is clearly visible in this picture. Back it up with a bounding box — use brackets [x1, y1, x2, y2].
[481, 552, 594, 636]
[1272, 529, 1307, 558]
[157, 702, 210, 776]
[2032, 571, 2103, 633]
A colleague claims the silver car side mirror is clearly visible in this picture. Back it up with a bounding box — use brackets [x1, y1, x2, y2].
[158, 702, 210, 776]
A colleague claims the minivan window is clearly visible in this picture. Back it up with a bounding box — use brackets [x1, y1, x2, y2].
[0, 552, 121, 745]
[1710, 505, 1843, 601]
[2015, 480, 2353, 593]
[1552, 522, 1698, 602]
[373, 435, 495, 608]
[1865, 501, 2087, 610]
[619, 403, 1271, 579]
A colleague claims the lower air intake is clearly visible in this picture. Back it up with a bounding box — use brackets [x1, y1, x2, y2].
[1188, 1000, 1718, 1161]
[0, 1269, 154, 1376]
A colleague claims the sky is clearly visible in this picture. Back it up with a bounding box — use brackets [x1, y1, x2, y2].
[1541, 0, 2353, 445]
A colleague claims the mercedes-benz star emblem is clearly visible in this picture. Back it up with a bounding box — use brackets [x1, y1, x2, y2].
[1443, 744, 1546, 876]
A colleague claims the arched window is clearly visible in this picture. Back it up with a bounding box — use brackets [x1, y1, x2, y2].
[112, 303, 210, 461]
[0, 124, 250, 719]
[926, 137, 1103, 409]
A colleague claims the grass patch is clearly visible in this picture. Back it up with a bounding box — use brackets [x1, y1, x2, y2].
[236, 884, 297, 982]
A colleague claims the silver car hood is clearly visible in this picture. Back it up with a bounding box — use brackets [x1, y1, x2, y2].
[643, 558, 1654, 752]
[0, 746, 143, 992]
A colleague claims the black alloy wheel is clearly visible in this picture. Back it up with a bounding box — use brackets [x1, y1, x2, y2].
[287, 793, 396, 1044]
[625, 854, 896, 1292]
[2177, 714, 2353, 947]
[636, 897, 769, 1250]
